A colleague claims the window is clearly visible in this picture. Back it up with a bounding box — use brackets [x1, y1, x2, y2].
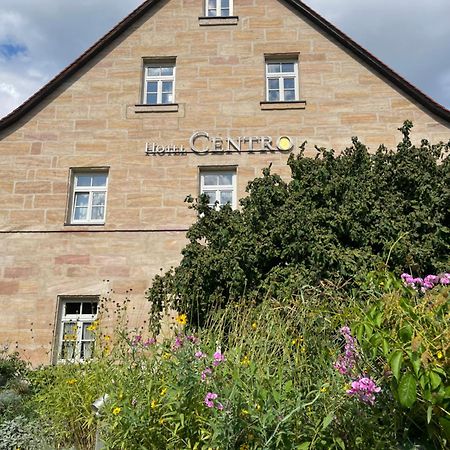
[70, 171, 108, 224]
[265, 60, 298, 102]
[143, 63, 175, 104]
[200, 169, 236, 209]
[56, 298, 98, 362]
[206, 0, 232, 17]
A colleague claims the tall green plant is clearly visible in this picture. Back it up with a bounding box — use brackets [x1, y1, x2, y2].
[148, 122, 450, 330]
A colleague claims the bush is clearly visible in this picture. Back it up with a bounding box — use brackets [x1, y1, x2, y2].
[147, 122, 450, 330]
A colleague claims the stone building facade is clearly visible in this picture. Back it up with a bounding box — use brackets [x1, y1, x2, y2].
[1, 0, 449, 365]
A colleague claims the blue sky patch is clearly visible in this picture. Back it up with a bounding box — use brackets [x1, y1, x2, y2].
[0, 42, 28, 59]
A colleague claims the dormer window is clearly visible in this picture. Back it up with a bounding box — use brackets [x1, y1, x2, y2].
[206, 0, 232, 17]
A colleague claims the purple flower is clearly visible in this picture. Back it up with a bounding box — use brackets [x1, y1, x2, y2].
[132, 335, 142, 346]
[440, 275, 449, 285]
[212, 351, 225, 366]
[144, 337, 156, 347]
[334, 326, 358, 376]
[195, 351, 206, 359]
[201, 367, 212, 381]
[346, 377, 381, 405]
[204, 392, 218, 408]
[173, 335, 184, 350]
[186, 335, 199, 344]
[204, 392, 223, 410]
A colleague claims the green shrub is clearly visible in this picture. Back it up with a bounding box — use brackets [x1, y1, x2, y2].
[147, 122, 450, 330]
[355, 272, 449, 448]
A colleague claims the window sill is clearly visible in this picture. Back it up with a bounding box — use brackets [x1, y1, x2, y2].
[64, 223, 106, 227]
[134, 103, 179, 113]
[198, 16, 239, 26]
[260, 100, 306, 110]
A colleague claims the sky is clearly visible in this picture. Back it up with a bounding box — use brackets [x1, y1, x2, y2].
[0, 0, 449, 119]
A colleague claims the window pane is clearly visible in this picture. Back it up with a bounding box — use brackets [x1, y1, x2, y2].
[161, 93, 172, 104]
[203, 174, 218, 186]
[147, 81, 158, 93]
[63, 322, 77, 337]
[284, 78, 295, 89]
[161, 66, 173, 76]
[61, 341, 75, 360]
[74, 207, 88, 221]
[268, 90, 280, 102]
[284, 90, 296, 101]
[162, 81, 173, 93]
[222, 0, 229, 7]
[92, 175, 107, 187]
[220, 190, 232, 205]
[203, 191, 217, 205]
[281, 62, 295, 72]
[82, 302, 98, 315]
[267, 63, 280, 73]
[76, 175, 91, 187]
[221, 8, 230, 16]
[92, 192, 105, 206]
[83, 323, 95, 340]
[146, 93, 158, 104]
[81, 342, 94, 360]
[65, 303, 81, 315]
[268, 78, 279, 90]
[91, 206, 105, 220]
[218, 173, 232, 185]
[148, 67, 160, 76]
[74, 193, 89, 207]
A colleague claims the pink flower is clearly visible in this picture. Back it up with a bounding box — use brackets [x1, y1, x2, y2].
[212, 351, 225, 366]
[334, 326, 358, 376]
[347, 377, 381, 405]
[132, 335, 142, 346]
[204, 392, 218, 408]
[186, 335, 199, 344]
[201, 367, 212, 381]
[204, 392, 223, 410]
[144, 337, 156, 347]
[173, 335, 184, 350]
[195, 351, 206, 359]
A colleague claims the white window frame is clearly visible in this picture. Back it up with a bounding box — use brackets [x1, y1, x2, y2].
[265, 60, 299, 102]
[205, 0, 233, 17]
[56, 297, 98, 363]
[200, 169, 237, 210]
[143, 62, 176, 105]
[70, 171, 108, 224]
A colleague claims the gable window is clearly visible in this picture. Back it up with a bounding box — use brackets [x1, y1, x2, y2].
[69, 171, 108, 224]
[265, 60, 299, 102]
[200, 169, 236, 209]
[143, 63, 175, 105]
[56, 297, 98, 362]
[206, 0, 232, 17]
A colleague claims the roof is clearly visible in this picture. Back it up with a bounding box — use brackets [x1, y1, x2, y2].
[1, 0, 449, 130]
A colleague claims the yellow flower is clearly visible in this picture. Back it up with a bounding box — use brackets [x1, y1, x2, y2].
[255, 403, 261, 411]
[151, 399, 158, 409]
[251, 322, 257, 330]
[112, 407, 121, 415]
[160, 387, 168, 397]
[320, 386, 328, 393]
[104, 335, 111, 341]
[87, 320, 99, 331]
[241, 409, 249, 416]
[437, 351, 443, 359]
[163, 352, 171, 360]
[175, 314, 187, 325]
[241, 355, 250, 366]
[159, 418, 165, 425]
[66, 378, 77, 385]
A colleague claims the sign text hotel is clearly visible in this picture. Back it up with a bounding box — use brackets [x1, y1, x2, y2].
[145, 132, 296, 156]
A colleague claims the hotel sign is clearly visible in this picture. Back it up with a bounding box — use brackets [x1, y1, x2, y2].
[145, 131, 296, 156]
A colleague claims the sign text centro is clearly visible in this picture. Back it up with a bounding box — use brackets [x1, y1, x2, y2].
[145, 132, 296, 156]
